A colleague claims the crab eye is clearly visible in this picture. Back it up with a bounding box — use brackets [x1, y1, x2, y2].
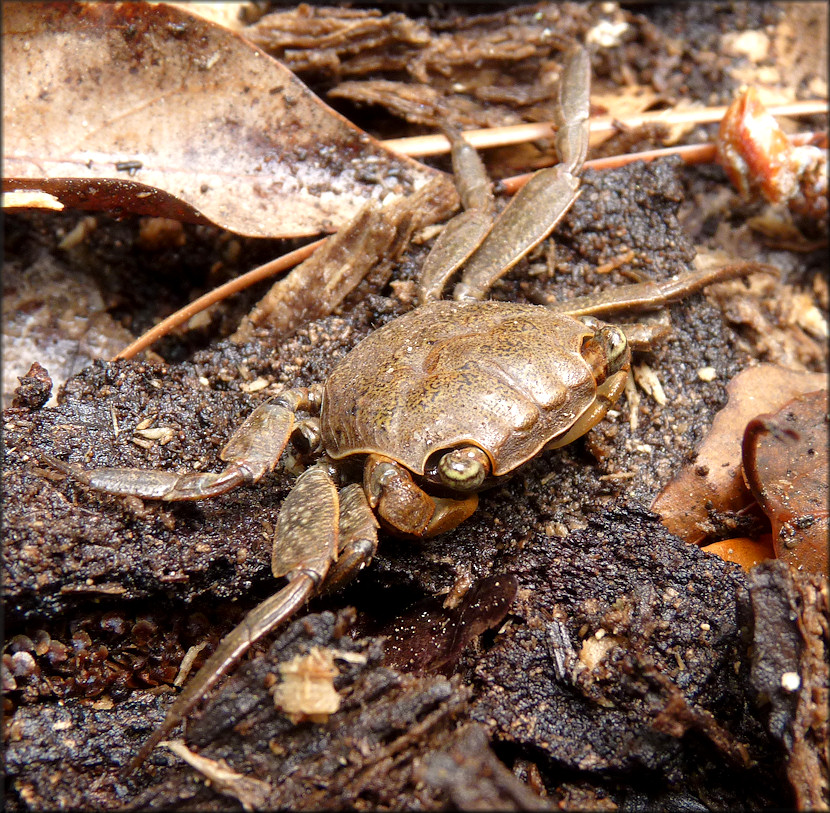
[437, 447, 489, 491]
[599, 326, 628, 372]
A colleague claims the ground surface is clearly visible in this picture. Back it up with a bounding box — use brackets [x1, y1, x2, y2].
[3, 2, 827, 810]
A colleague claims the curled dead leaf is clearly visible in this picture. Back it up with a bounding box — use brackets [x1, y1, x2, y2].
[701, 535, 776, 571]
[742, 389, 828, 577]
[651, 364, 826, 545]
[2, 2, 451, 238]
[379, 574, 518, 674]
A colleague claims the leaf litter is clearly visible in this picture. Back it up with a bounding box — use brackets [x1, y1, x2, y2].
[2, 2, 450, 238]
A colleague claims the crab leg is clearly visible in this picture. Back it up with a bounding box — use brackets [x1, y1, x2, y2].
[550, 261, 777, 320]
[49, 392, 314, 501]
[418, 46, 591, 304]
[127, 464, 340, 774]
[546, 370, 628, 450]
[418, 130, 497, 302]
[322, 483, 380, 594]
[451, 166, 581, 301]
[452, 45, 590, 301]
[125, 573, 318, 774]
[553, 43, 591, 174]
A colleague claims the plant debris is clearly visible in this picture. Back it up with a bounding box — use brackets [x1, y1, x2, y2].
[651, 363, 826, 545]
[233, 175, 458, 341]
[3, 2, 450, 238]
[742, 388, 828, 576]
[747, 562, 829, 809]
[271, 646, 341, 724]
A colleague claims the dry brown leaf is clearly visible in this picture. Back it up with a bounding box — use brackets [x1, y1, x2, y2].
[2, 2, 450, 238]
[243, 4, 430, 76]
[651, 364, 826, 545]
[166, 2, 250, 31]
[742, 389, 829, 577]
[589, 85, 663, 144]
[379, 574, 518, 674]
[232, 174, 458, 342]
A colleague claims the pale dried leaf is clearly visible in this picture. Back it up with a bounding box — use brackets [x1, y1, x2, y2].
[2, 191, 64, 211]
[272, 647, 340, 724]
[166, 2, 250, 30]
[590, 85, 662, 143]
[3, 2, 450, 238]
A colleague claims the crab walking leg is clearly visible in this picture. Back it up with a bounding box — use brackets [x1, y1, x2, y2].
[545, 370, 628, 450]
[553, 43, 591, 174]
[126, 573, 318, 774]
[48, 391, 315, 501]
[322, 483, 380, 595]
[550, 261, 778, 319]
[418, 205, 496, 303]
[127, 465, 339, 774]
[453, 45, 590, 302]
[418, 130, 497, 303]
[451, 167, 580, 301]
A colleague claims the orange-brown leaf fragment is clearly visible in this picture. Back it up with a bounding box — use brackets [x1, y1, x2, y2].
[2, 2, 450, 238]
[742, 389, 829, 577]
[702, 535, 776, 571]
[651, 364, 826, 545]
[717, 87, 800, 204]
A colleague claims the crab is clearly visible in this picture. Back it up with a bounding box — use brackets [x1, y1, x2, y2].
[45, 46, 766, 772]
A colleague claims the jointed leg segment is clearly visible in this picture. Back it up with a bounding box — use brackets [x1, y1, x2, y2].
[47, 389, 316, 502]
[125, 571, 319, 774]
[549, 261, 778, 320]
[124, 459, 379, 774]
[47, 387, 373, 775]
[418, 45, 591, 304]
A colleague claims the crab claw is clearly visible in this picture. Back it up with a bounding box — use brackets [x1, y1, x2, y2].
[47, 397, 306, 501]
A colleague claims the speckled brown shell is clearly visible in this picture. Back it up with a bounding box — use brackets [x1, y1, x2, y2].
[320, 300, 597, 477]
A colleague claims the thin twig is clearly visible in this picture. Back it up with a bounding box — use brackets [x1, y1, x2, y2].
[500, 130, 824, 194]
[114, 238, 325, 360]
[382, 99, 828, 157]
